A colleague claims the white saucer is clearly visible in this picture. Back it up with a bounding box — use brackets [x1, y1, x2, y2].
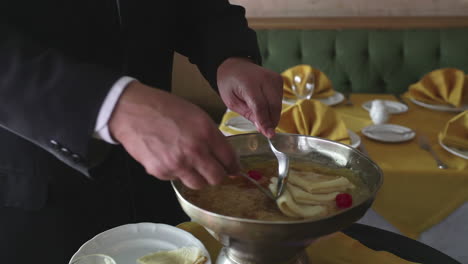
[361, 124, 416, 143]
[362, 100, 408, 114]
[282, 92, 345, 106]
[439, 139, 468, 160]
[410, 98, 468, 112]
[69, 223, 211, 264]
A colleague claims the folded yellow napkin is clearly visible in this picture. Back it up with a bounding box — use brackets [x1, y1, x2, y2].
[406, 68, 468, 108]
[277, 99, 351, 145]
[177, 222, 418, 264]
[282, 64, 335, 99]
[438, 110, 468, 150]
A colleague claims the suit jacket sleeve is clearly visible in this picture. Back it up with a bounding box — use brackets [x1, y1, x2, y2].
[174, 0, 261, 91]
[0, 24, 121, 176]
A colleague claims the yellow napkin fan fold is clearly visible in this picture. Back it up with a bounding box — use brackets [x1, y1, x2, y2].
[438, 110, 468, 150]
[276, 100, 350, 145]
[407, 68, 468, 107]
[282, 65, 335, 99]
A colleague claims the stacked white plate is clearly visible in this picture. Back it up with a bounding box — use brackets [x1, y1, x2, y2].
[69, 223, 211, 264]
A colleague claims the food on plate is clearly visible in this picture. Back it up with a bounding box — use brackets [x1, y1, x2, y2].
[268, 169, 355, 218]
[137, 246, 207, 264]
[182, 155, 369, 221]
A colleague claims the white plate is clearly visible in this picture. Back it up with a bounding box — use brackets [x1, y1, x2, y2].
[318, 92, 345, 106]
[222, 121, 360, 148]
[362, 100, 408, 114]
[410, 98, 468, 112]
[224, 116, 257, 132]
[361, 124, 415, 143]
[439, 139, 468, 160]
[69, 223, 211, 264]
[282, 92, 345, 106]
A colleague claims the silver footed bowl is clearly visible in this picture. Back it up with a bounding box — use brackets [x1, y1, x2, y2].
[172, 133, 383, 264]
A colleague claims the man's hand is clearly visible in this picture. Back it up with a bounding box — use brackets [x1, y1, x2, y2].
[108, 81, 239, 189]
[217, 57, 283, 138]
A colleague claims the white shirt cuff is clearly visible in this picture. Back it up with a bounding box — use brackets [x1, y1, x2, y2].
[93, 76, 136, 144]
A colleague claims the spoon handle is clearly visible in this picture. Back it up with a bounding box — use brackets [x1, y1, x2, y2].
[239, 172, 277, 201]
[267, 138, 290, 199]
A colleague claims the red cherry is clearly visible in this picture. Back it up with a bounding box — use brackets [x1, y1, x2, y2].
[247, 170, 262, 181]
[335, 193, 353, 209]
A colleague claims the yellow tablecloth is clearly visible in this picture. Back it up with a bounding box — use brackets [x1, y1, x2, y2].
[219, 94, 468, 239]
[333, 94, 468, 239]
[177, 222, 418, 264]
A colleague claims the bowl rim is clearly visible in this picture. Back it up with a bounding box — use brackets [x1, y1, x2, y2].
[172, 132, 383, 225]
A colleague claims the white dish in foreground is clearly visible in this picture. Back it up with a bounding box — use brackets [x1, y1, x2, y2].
[439, 139, 468, 160]
[69, 223, 211, 264]
[282, 92, 345, 106]
[410, 98, 468, 112]
[361, 124, 415, 143]
[362, 100, 408, 114]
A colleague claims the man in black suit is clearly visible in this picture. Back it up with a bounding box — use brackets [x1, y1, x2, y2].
[0, 0, 283, 263]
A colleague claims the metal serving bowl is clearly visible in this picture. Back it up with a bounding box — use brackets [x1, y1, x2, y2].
[172, 133, 383, 264]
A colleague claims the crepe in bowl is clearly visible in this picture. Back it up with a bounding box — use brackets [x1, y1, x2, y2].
[269, 170, 355, 218]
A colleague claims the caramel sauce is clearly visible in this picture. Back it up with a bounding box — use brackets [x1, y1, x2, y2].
[182, 155, 370, 221]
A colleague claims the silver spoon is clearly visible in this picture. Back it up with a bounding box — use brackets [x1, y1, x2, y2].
[267, 137, 290, 199]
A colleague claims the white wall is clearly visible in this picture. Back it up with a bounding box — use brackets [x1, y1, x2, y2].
[230, 0, 468, 17]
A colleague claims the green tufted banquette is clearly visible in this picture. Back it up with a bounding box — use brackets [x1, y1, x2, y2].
[172, 17, 468, 120]
[256, 28, 468, 94]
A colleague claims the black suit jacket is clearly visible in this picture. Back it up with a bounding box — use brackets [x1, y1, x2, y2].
[0, 0, 260, 210]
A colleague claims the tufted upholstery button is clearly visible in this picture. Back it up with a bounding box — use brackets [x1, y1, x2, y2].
[263, 49, 270, 59]
[49, 139, 60, 149]
[361, 50, 368, 58]
[377, 78, 386, 89]
[342, 80, 352, 92]
[297, 49, 302, 59]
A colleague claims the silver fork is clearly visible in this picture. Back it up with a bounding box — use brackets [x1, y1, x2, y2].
[417, 134, 449, 169]
[267, 137, 290, 199]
